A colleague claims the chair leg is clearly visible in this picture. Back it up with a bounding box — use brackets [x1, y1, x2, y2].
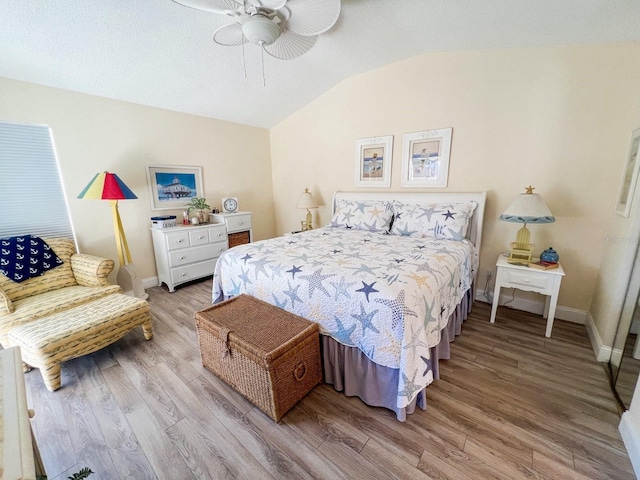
[142, 319, 153, 340]
[41, 364, 61, 391]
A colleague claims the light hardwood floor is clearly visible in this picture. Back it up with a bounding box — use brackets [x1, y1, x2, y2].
[24, 281, 636, 480]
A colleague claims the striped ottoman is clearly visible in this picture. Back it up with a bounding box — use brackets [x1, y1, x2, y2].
[8, 293, 152, 391]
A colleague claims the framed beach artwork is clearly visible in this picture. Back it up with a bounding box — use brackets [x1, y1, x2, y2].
[146, 165, 204, 210]
[354, 135, 393, 187]
[615, 128, 640, 217]
[401, 128, 452, 187]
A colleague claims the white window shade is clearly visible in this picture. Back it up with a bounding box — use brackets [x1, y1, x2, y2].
[0, 122, 74, 239]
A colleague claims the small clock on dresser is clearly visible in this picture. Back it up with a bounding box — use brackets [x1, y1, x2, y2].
[222, 197, 238, 213]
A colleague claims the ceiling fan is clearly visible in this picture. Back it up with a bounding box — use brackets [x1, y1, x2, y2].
[171, 0, 341, 60]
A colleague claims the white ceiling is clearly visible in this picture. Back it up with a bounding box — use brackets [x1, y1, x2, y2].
[1, 1, 639, 129]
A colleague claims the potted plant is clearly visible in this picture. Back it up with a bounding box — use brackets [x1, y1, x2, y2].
[186, 197, 210, 224]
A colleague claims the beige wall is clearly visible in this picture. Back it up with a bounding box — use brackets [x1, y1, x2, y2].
[270, 43, 640, 319]
[0, 77, 275, 283]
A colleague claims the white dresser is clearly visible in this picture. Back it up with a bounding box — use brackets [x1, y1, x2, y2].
[151, 223, 228, 292]
[209, 211, 253, 248]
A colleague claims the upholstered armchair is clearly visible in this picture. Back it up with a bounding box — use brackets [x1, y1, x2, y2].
[0, 237, 121, 347]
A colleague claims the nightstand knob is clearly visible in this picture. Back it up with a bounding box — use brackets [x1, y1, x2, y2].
[198, 235, 205, 240]
[238, 221, 244, 226]
[178, 239, 184, 243]
[181, 273, 187, 277]
[180, 256, 185, 260]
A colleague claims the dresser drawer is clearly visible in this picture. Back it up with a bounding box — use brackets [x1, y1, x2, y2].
[169, 244, 216, 267]
[207, 225, 227, 243]
[171, 259, 217, 285]
[210, 240, 228, 257]
[165, 231, 190, 250]
[503, 268, 553, 291]
[226, 214, 252, 233]
[189, 230, 210, 246]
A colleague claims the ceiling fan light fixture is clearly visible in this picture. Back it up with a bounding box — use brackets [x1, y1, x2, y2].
[242, 15, 281, 46]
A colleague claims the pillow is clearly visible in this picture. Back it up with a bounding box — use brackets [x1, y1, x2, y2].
[0, 235, 64, 283]
[390, 201, 477, 240]
[330, 199, 394, 232]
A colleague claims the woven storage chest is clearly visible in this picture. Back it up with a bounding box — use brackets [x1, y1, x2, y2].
[195, 294, 321, 421]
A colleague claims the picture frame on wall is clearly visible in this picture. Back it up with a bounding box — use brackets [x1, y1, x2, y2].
[401, 128, 452, 187]
[146, 164, 204, 211]
[615, 128, 640, 217]
[354, 136, 393, 188]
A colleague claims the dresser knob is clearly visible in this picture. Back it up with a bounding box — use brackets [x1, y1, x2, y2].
[178, 239, 184, 243]
[180, 256, 185, 260]
[199, 235, 205, 240]
[181, 273, 187, 277]
[238, 221, 244, 226]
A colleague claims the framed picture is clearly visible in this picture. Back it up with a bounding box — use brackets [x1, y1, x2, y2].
[354, 136, 393, 187]
[401, 128, 452, 187]
[616, 128, 640, 217]
[145, 165, 204, 211]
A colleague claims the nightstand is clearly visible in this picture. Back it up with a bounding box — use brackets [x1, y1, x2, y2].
[489, 255, 565, 337]
[209, 211, 253, 248]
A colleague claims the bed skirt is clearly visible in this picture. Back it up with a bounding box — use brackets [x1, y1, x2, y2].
[321, 288, 472, 421]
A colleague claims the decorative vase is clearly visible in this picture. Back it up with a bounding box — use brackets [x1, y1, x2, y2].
[540, 247, 559, 263]
[193, 209, 208, 224]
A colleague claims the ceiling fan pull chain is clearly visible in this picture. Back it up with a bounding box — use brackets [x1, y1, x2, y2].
[261, 46, 266, 87]
[242, 40, 247, 79]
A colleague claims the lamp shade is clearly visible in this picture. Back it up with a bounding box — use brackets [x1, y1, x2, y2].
[77, 172, 137, 200]
[499, 189, 554, 224]
[296, 188, 318, 210]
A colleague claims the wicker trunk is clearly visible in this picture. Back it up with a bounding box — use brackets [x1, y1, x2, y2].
[194, 294, 322, 421]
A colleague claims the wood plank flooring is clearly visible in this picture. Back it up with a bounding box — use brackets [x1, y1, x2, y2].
[23, 281, 636, 479]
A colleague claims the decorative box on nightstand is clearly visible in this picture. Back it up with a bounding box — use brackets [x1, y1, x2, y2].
[151, 223, 228, 292]
[209, 211, 253, 248]
[490, 255, 565, 337]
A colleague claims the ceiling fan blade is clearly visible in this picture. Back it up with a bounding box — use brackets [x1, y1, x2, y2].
[285, 0, 340, 36]
[213, 23, 246, 46]
[171, 0, 242, 15]
[257, 0, 287, 9]
[263, 29, 317, 59]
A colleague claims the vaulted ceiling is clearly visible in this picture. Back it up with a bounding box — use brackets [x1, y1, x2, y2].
[2, 0, 639, 128]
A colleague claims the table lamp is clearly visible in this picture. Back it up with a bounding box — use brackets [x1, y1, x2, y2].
[296, 187, 318, 230]
[499, 186, 555, 265]
[78, 172, 148, 299]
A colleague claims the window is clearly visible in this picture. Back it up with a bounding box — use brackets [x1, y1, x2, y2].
[0, 121, 74, 239]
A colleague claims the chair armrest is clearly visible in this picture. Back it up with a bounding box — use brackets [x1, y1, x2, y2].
[0, 286, 13, 313]
[71, 254, 115, 287]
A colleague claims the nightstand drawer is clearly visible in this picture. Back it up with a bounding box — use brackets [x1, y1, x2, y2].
[503, 268, 553, 291]
[226, 214, 252, 233]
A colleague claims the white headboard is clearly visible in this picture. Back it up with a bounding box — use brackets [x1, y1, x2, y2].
[332, 190, 487, 258]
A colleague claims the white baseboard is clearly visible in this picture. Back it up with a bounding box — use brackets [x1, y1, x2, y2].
[474, 288, 587, 324]
[142, 276, 159, 289]
[584, 311, 614, 362]
[620, 411, 640, 478]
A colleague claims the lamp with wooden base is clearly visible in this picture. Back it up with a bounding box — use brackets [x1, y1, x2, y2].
[499, 185, 555, 265]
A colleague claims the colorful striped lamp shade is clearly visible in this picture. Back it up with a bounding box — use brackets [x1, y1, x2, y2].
[77, 172, 137, 200]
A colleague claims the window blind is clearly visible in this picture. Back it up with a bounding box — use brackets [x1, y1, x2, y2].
[0, 121, 75, 239]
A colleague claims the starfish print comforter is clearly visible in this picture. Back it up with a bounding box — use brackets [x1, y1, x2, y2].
[212, 227, 477, 409]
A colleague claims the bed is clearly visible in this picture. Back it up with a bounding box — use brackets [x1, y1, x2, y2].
[212, 191, 486, 421]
